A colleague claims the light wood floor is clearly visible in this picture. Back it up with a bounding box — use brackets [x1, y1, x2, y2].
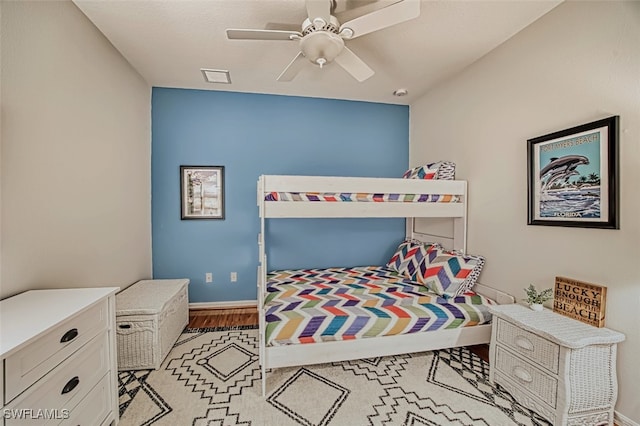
[188, 307, 490, 363]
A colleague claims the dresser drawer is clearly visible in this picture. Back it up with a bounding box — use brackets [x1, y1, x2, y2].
[495, 345, 558, 408]
[5, 332, 110, 426]
[4, 300, 108, 404]
[60, 373, 112, 426]
[496, 317, 560, 374]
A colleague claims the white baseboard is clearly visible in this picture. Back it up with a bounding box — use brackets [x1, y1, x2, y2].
[616, 411, 640, 426]
[189, 300, 258, 310]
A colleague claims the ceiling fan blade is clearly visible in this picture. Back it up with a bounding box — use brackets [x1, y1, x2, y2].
[339, 0, 420, 39]
[334, 47, 374, 82]
[265, 22, 303, 32]
[277, 52, 308, 82]
[226, 29, 302, 41]
[335, 0, 392, 24]
[306, 0, 331, 26]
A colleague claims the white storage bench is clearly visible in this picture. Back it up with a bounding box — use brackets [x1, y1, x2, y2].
[115, 279, 189, 370]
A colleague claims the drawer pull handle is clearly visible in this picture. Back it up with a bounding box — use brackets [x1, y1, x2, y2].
[513, 366, 533, 383]
[515, 336, 534, 351]
[61, 376, 80, 395]
[119, 324, 132, 329]
[60, 328, 79, 343]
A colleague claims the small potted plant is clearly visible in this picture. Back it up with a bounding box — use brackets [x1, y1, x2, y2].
[523, 284, 553, 311]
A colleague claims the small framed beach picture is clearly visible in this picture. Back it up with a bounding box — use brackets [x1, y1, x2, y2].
[527, 116, 619, 229]
[180, 166, 225, 220]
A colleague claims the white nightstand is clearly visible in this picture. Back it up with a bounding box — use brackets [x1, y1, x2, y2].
[488, 304, 624, 426]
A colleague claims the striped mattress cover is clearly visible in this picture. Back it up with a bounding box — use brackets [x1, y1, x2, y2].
[265, 192, 459, 203]
[264, 265, 493, 347]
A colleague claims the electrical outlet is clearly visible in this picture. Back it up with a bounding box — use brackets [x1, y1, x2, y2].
[230, 272, 237, 282]
[205, 272, 213, 283]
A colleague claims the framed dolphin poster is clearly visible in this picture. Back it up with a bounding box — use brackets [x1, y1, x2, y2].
[527, 116, 619, 229]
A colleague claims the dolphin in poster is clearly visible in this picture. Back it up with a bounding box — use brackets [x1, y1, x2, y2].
[540, 155, 589, 179]
[541, 169, 579, 192]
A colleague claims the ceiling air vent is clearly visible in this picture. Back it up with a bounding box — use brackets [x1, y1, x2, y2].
[201, 69, 231, 84]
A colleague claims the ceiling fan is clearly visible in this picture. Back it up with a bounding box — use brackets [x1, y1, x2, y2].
[226, 0, 420, 82]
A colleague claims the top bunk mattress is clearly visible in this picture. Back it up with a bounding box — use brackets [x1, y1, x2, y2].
[264, 265, 494, 347]
[265, 192, 459, 203]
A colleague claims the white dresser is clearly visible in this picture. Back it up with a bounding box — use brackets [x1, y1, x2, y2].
[1, 288, 119, 425]
[489, 304, 625, 426]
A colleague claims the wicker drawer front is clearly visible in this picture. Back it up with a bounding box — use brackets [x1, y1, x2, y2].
[496, 318, 559, 374]
[116, 317, 157, 370]
[4, 300, 107, 403]
[495, 345, 557, 408]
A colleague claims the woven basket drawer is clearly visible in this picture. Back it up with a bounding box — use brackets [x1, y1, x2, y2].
[495, 345, 558, 408]
[496, 318, 560, 374]
[116, 317, 157, 370]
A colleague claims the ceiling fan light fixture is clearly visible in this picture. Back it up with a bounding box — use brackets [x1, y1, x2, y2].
[299, 31, 344, 65]
[201, 69, 231, 84]
[226, 0, 421, 83]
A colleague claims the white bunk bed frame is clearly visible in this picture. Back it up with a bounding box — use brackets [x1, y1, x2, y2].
[257, 174, 514, 395]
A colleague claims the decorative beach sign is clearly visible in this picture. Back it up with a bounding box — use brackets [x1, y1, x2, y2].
[527, 116, 619, 229]
[553, 276, 607, 328]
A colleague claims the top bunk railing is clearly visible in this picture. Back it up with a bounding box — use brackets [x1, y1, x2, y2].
[258, 175, 467, 219]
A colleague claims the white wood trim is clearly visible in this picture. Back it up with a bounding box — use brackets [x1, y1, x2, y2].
[474, 282, 515, 305]
[106, 294, 118, 426]
[261, 174, 466, 195]
[411, 230, 456, 251]
[189, 300, 257, 310]
[265, 324, 492, 369]
[615, 411, 640, 426]
[264, 201, 464, 218]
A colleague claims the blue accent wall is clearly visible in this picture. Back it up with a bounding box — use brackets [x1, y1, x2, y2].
[152, 88, 409, 303]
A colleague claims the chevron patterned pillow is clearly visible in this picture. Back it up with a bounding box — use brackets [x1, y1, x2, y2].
[402, 161, 456, 180]
[386, 239, 442, 278]
[414, 249, 485, 298]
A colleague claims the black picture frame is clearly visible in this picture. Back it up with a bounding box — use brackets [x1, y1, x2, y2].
[180, 165, 225, 220]
[527, 116, 619, 229]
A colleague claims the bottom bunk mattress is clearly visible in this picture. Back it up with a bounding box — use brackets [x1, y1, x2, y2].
[264, 265, 494, 347]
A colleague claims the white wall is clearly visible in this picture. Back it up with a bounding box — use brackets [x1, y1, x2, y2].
[410, 1, 639, 423]
[1, 1, 152, 299]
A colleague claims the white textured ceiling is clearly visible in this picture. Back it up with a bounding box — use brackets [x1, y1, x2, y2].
[73, 0, 561, 105]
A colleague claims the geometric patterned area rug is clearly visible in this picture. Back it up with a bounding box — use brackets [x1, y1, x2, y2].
[118, 327, 552, 426]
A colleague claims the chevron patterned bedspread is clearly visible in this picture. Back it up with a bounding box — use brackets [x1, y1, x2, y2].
[265, 192, 459, 203]
[264, 266, 493, 347]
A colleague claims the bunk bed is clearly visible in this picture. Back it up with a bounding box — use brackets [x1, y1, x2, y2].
[257, 174, 514, 395]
